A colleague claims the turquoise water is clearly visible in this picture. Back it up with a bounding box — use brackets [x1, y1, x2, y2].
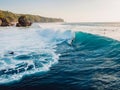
[0, 23, 120, 90]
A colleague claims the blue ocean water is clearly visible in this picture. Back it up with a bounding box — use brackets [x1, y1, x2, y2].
[0, 23, 120, 90]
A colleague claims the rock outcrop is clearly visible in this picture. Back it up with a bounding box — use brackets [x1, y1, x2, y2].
[0, 18, 11, 26]
[16, 16, 32, 27]
[0, 19, 2, 26]
[0, 10, 64, 27]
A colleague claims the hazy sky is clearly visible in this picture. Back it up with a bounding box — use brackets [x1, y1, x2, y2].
[0, 0, 120, 22]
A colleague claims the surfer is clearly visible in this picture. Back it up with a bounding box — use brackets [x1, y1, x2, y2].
[7, 51, 14, 55]
[104, 29, 106, 35]
[9, 51, 14, 55]
[68, 35, 74, 46]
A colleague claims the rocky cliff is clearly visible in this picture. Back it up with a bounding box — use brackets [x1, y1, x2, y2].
[0, 10, 64, 23]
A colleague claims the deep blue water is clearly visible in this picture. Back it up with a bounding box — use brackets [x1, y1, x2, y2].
[0, 23, 120, 90]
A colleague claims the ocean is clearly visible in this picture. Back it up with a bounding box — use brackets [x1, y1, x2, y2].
[0, 22, 120, 90]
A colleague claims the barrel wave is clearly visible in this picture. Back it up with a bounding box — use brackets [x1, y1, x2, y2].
[0, 23, 120, 90]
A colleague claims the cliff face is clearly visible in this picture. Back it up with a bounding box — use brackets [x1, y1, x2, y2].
[0, 10, 64, 23]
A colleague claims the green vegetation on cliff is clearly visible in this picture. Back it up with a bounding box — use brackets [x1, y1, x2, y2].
[0, 10, 64, 23]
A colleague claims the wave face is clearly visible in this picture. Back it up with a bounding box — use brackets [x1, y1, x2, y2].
[56, 32, 120, 90]
[1, 23, 120, 90]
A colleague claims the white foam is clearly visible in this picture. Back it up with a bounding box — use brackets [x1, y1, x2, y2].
[0, 26, 60, 84]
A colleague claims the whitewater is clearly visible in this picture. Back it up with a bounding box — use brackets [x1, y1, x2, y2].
[0, 22, 120, 90]
[0, 23, 73, 83]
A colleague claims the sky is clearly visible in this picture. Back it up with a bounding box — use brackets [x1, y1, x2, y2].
[0, 0, 120, 22]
